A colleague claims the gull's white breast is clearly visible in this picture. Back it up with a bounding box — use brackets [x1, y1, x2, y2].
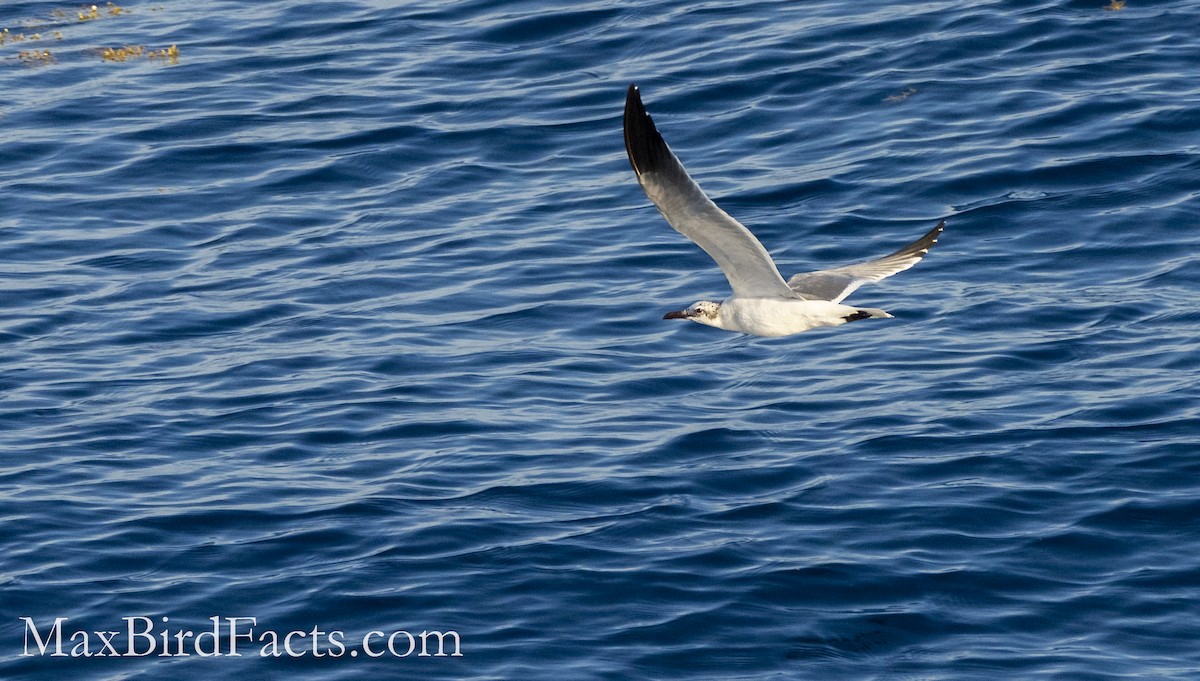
[717, 298, 866, 337]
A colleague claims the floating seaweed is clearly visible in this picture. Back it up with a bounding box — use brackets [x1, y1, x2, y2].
[149, 44, 179, 64]
[101, 44, 144, 61]
[5, 3, 178, 67]
[78, 3, 126, 21]
[17, 49, 55, 66]
[100, 43, 178, 64]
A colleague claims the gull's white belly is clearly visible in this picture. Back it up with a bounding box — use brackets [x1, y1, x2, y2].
[717, 298, 864, 337]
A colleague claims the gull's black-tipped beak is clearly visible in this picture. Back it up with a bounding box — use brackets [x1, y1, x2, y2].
[663, 309, 690, 320]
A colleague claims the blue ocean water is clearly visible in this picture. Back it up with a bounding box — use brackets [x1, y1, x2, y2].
[3, 0, 1199, 678]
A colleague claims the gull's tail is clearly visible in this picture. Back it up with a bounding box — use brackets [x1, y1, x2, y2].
[843, 308, 893, 323]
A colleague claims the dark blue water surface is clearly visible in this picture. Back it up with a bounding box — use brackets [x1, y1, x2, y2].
[3, 1, 1199, 679]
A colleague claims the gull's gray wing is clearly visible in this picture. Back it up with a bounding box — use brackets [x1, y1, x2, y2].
[786, 221, 944, 302]
[624, 85, 795, 300]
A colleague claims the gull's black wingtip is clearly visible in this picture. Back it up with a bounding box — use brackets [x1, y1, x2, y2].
[906, 219, 946, 258]
[625, 84, 642, 116]
[930, 219, 946, 243]
[911, 219, 946, 253]
[623, 83, 669, 177]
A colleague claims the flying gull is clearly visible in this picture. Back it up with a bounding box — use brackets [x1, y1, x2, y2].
[623, 84, 943, 337]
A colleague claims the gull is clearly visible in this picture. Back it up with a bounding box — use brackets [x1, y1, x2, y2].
[624, 84, 943, 337]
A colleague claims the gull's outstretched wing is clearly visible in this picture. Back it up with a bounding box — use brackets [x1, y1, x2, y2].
[786, 221, 944, 302]
[623, 84, 795, 300]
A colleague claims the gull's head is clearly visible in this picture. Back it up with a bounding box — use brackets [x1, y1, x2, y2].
[664, 300, 722, 327]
